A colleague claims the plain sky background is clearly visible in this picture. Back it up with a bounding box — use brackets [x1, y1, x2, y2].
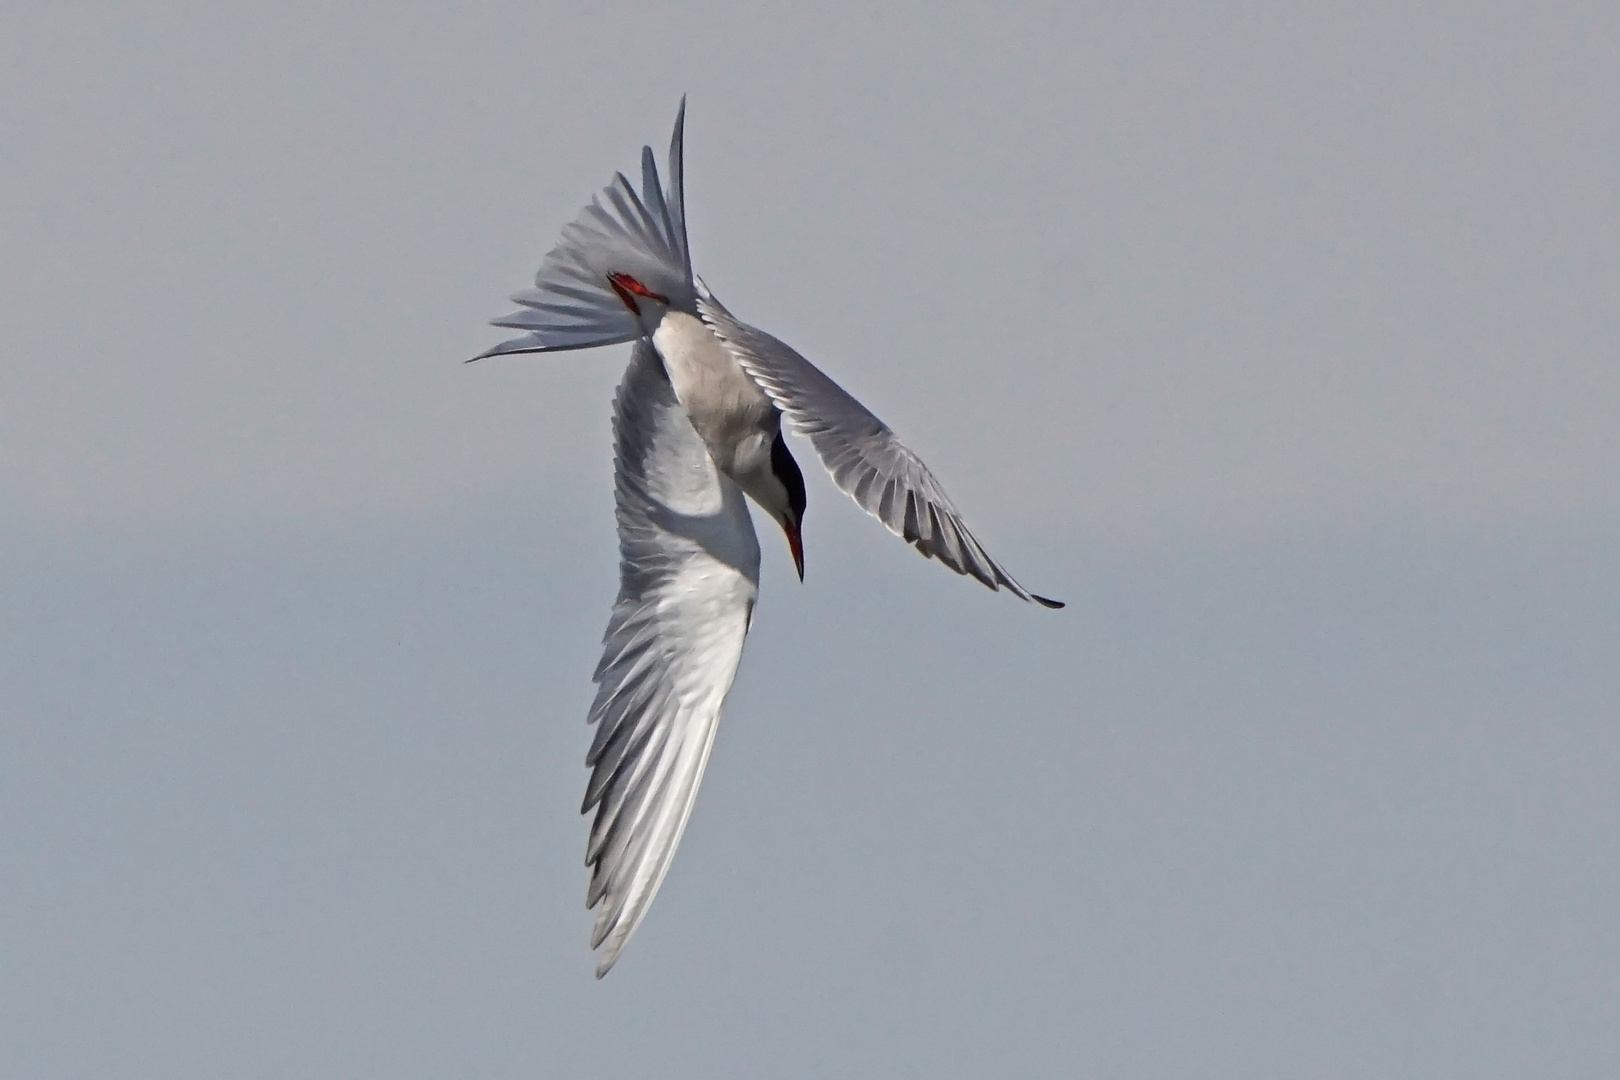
[3, 1, 1617, 1076]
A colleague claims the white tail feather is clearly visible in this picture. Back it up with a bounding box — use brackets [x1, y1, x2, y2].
[476, 100, 693, 360]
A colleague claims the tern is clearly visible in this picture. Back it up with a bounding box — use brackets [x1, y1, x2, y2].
[476, 101, 1061, 976]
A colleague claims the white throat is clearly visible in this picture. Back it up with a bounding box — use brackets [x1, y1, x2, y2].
[651, 311, 782, 495]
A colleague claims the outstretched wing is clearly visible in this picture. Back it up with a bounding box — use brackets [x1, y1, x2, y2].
[697, 289, 1062, 608]
[584, 340, 762, 977]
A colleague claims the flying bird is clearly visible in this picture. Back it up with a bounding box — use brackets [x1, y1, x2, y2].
[476, 101, 1061, 976]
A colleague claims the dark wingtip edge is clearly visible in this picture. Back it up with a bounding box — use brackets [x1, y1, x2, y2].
[1032, 594, 1065, 609]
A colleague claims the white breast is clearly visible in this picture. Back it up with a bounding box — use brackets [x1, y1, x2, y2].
[652, 310, 780, 479]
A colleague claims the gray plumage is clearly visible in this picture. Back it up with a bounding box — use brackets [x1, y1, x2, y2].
[697, 288, 1062, 609]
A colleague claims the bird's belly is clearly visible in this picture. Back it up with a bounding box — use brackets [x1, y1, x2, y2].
[652, 311, 779, 476]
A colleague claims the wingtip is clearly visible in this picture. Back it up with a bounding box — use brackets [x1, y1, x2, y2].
[1032, 594, 1065, 609]
[593, 936, 625, 978]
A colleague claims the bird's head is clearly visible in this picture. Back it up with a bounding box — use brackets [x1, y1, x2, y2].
[764, 432, 808, 580]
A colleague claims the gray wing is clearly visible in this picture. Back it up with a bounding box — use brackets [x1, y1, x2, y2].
[697, 290, 1062, 608]
[584, 340, 762, 977]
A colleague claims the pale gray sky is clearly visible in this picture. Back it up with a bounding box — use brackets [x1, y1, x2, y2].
[3, 2, 1617, 1077]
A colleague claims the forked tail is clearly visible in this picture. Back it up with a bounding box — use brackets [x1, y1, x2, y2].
[472, 99, 695, 360]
